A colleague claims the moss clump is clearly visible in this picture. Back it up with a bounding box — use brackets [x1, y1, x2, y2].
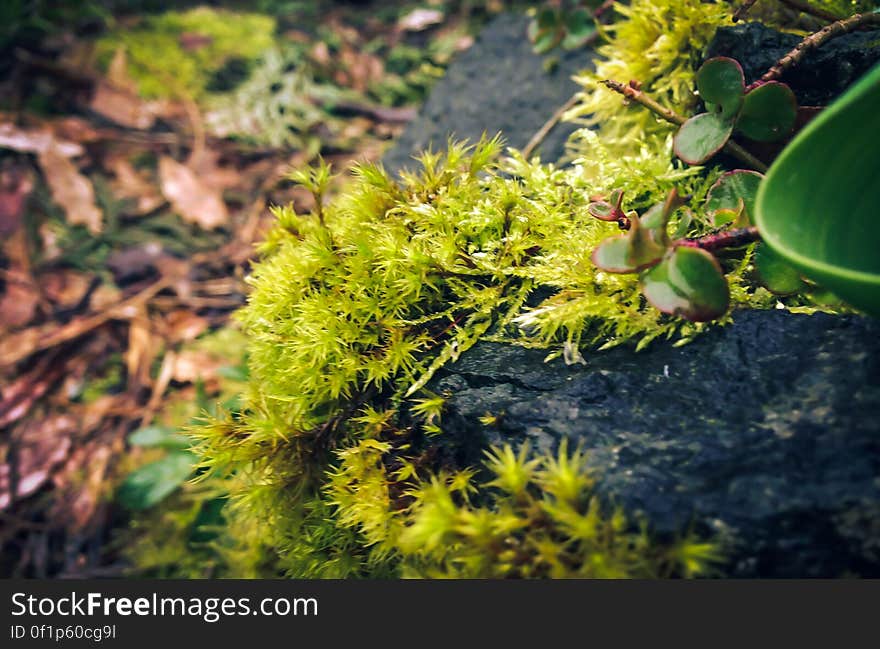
[130, 1, 848, 579]
[567, 0, 733, 160]
[178, 136, 805, 578]
[96, 7, 276, 100]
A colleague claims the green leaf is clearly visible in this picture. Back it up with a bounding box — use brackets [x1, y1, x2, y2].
[640, 247, 730, 321]
[588, 200, 619, 221]
[755, 61, 880, 317]
[561, 9, 596, 50]
[738, 82, 797, 142]
[696, 57, 745, 120]
[592, 213, 666, 274]
[128, 425, 191, 450]
[117, 451, 197, 510]
[640, 188, 686, 239]
[673, 112, 734, 165]
[592, 235, 640, 273]
[705, 170, 764, 225]
[755, 243, 806, 295]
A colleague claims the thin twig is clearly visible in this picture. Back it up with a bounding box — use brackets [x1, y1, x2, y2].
[600, 80, 768, 172]
[733, 0, 760, 22]
[751, 12, 880, 90]
[778, 0, 846, 23]
[522, 93, 580, 159]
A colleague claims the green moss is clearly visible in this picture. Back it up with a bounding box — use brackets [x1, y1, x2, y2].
[129, 1, 850, 578]
[96, 7, 276, 100]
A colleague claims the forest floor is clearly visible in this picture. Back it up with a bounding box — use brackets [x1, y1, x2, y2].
[0, 0, 507, 577]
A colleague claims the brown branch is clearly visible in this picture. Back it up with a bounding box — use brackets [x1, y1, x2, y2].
[751, 12, 880, 90]
[522, 93, 580, 159]
[778, 0, 846, 23]
[600, 80, 768, 172]
[676, 226, 761, 251]
[733, 0, 760, 22]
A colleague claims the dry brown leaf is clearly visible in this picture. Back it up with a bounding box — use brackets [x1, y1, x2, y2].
[41, 269, 92, 310]
[52, 441, 112, 531]
[106, 156, 165, 215]
[89, 47, 158, 129]
[0, 228, 39, 331]
[0, 121, 83, 157]
[106, 47, 137, 93]
[89, 82, 158, 130]
[164, 309, 209, 343]
[37, 146, 103, 234]
[0, 414, 75, 509]
[158, 156, 229, 230]
[124, 309, 158, 390]
[170, 349, 226, 384]
[0, 163, 34, 236]
[398, 8, 445, 32]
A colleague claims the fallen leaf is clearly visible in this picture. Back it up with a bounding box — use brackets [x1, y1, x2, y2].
[0, 228, 39, 331]
[398, 8, 445, 32]
[106, 156, 165, 215]
[37, 145, 103, 233]
[0, 121, 83, 157]
[124, 309, 158, 390]
[0, 414, 75, 509]
[163, 309, 209, 343]
[170, 349, 227, 384]
[41, 269, 93, 310]
[89, 82, 158, 130]
[0, 163, 33, 236]
[158, 156, 229, 230]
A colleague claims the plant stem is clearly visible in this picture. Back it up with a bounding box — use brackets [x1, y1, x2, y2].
[750, 12, 880, 90]
[733, 0, 760, 22]
[676, 226, 761, 251]
[600, 79, 769, 172]
[778, 0, 846, 22]
[522, 93, 580, 160]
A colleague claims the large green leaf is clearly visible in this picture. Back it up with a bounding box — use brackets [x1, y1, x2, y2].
[117, 451, 197, 510]
[755, 62, 880, 316]
[673, 112, 734, 165]
[696, 57, 745, 120]
[640, 247, 730, 321]
[738, 82, 797, 142]
[755, 243, 806, 295]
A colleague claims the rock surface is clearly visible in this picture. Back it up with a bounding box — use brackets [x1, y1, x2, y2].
[387, 15, 880, 577]
[382, 14, 590, 173]
[706, 22, 880, 106]
[430, 312, 880, 577]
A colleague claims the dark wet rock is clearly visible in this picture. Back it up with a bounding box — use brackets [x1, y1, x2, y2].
[382, 14, 590, 173]
[706, 22, 880, 106]
[430, 311, 880, 577]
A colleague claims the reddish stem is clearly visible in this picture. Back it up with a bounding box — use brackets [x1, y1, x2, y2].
[675, 226, 761, 251]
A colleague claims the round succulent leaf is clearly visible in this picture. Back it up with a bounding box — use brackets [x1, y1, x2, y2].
[588, 200, 619, 221]
[640, 246, 730, 321]
[696, 57, 745, 119]
[673, 112, 734, 165]
[592, 235, 641, 273]
[755, 242, 806, 295]
[705, 170, 764, 225]
[709, 205, 744, 228]
[738, 82, 797, 142]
